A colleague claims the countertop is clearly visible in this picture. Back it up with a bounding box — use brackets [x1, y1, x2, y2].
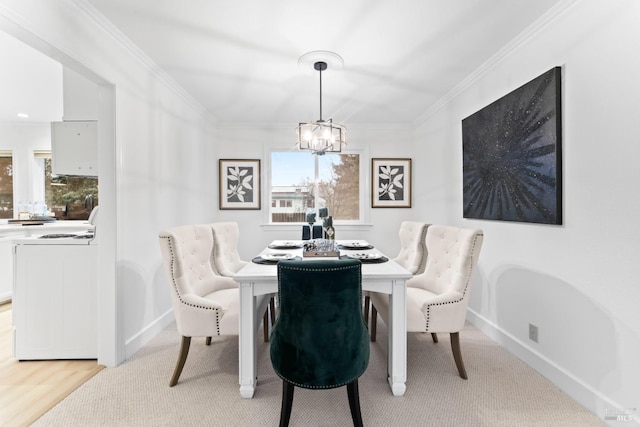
[0, 220, 94, 239]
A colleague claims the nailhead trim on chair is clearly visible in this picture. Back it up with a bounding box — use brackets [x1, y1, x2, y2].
[279, 264, 360, 273]
[160, 234, 222, 335]
[273, 373, 362, 390]
[278, 264, 364, 302]
[278, 264, 364, 304]
[424, 232, 483, 331]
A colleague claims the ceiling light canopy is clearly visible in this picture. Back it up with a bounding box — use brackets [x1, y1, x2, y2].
[296, 52, 346, 156]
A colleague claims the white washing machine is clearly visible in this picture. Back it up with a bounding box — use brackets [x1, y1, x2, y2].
[12, 208, 99, 360]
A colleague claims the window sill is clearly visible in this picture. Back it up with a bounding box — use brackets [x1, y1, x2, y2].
[261, 223, 373, 232]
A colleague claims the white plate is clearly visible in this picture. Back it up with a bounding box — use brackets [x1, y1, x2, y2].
[271, 241, 300, 248]
[347, 253, 382, 260]
[342, 242, 369, 248]
[262, 252, 296, 261]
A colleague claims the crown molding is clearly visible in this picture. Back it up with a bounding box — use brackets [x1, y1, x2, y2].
[73, 0, 213, 122]
[413, 0, 581, 126]
[214, 120, 410, 132]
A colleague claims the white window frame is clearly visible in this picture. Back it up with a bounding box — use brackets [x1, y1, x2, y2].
[32, 150, 51, 203]
[0, 150, 14, 219]
[263, 144, 370, 228]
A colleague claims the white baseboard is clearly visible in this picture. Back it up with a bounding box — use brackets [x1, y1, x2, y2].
[124, 309, 175, 360]
[466, 309, 638, 426]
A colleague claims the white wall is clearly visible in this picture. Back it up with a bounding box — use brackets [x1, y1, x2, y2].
[412, 0, 639, 419]
[62, 67, 98, 121]
[0, 124, 53, 303]
[214, 124, 421, 260]
[0, 1, 217, 364]
[0, 123, 52, 204]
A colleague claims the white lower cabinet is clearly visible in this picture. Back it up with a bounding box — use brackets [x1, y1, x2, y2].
[0, 238, 14, 303]
[13, 244, 97, 359]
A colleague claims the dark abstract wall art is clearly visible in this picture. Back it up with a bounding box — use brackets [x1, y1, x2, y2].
[462, 67, 562, 224]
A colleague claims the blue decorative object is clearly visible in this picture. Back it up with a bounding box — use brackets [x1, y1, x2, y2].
[305, 212, 316, 224]
[301, 225, 323, 240]
[304, 211, 319, 240]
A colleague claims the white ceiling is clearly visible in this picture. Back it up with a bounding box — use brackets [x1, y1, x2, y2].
[2, 0, 563, 126]
[0, 31, 63, 124]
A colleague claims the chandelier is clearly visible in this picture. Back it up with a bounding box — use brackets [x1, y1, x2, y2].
[296, 60, 346, 155]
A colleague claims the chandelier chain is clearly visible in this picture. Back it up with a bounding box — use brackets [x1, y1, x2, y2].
[319, 65, 322, 121]
[296, 57, 345, 155]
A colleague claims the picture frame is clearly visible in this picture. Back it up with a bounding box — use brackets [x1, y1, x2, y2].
[371, 158, 412, 208]
[219, 159, 261, 210]
[462, 66, 562, 224]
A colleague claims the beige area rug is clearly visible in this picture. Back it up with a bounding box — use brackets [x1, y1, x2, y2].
[33, 321, 605, 426]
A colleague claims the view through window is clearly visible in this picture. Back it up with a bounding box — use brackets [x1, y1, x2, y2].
[43, 157, 98, 220]
[270, 151, 360, 223]
[0, 152, 13, 219]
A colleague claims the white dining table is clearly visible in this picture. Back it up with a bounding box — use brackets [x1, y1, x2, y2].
[234, 240, 412, 398]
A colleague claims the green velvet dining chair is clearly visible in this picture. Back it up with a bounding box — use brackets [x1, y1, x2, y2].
[270, 258, 369, 427]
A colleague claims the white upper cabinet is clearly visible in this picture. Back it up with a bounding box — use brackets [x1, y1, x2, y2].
[51, 120, 98, 176]
[50, 67, 99, 177]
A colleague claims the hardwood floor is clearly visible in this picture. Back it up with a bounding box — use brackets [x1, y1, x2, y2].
[0, 302, 104, 426]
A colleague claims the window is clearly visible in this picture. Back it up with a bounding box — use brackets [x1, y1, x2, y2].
[270, 151, 361, 223]
[33, 152, 99, 220]
[0, 151, 13, 219]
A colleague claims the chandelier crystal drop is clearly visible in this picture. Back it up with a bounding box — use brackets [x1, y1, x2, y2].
[296, 61, 347, 155]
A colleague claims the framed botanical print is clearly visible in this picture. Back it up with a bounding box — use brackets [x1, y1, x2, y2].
[219, 159, 261, 210]
[371, 158, 411, 208]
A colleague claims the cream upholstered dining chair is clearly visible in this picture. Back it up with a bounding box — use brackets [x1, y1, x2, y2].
[392, 221, 429, 274]
[159, 224, 240, 387]
[363, 221, 429, 326]
[210, 222, 248, 277]
[211, 222, 276, 341]
[369, 224, 483, 379]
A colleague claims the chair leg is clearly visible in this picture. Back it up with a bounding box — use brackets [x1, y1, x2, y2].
[206, 337, 212, 345]
[431, 333, 438, 343]
[450, 332, 467, 380]
[270, 296, 276, 325]
[169, 336, 191, 387]
[363, 295, 370, 327]
[347, 380, 364, 427]
[279, 381, 295, 427]
[370, 306, 377, 342]
[263, 309, 269, 342]
[264, 296, 277, 342]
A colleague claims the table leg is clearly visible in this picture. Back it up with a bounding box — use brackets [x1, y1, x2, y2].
[239, 282, 256, 398]
[388, 279, 407, 396]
